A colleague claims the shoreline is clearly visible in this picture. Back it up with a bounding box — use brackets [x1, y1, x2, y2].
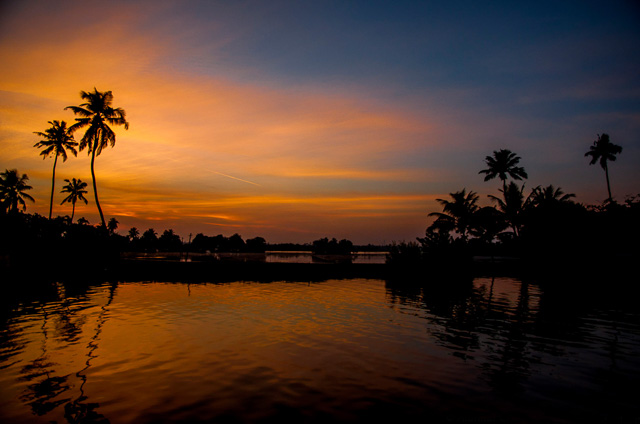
[2, 251, 635, 286]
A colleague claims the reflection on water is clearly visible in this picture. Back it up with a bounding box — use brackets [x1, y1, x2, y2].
[1, 277, 639, 423]
[267, 251, 388, 264]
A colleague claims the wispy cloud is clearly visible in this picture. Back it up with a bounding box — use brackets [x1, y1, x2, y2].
[1, 0, 638, 242]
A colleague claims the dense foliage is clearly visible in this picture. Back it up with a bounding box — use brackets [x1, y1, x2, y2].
[387, 144, 637, 268]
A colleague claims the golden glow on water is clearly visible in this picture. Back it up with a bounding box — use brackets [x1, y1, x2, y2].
[1, 278, 639, 423]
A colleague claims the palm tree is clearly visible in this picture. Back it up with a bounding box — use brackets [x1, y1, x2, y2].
[0, 169, 35, 213]
[488, 182, 531, 238]
[529, 185, 575, 208]
[66, 88, 129, 228]
[479, 149, 528, 192]
[33, 120, 78, 219]
[60, 178, 88, 221]
[428, 189, 480, 242]
[128, 227, 140, 241]
[107, 217, 119, 235]
[585, 133, 622, 202]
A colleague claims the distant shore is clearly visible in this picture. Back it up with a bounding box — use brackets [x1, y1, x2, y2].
[2, 250, 635, 287]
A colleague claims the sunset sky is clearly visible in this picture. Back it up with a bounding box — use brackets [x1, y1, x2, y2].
[1, 0, 639, 244]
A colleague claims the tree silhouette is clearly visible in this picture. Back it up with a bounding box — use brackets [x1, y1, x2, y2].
[158, 229, 182, 251]
[140, 228, 158, 252]
[529, 185, 575, 208]
[33, 120, 78, 219]
[488, 182, 530, 238]
[60, 178, 88, 222]
[585, 133, 622, 202]
[128, 227, 140, 241]
[479, 149, 528, 192]
[107, 217, 119, 235]
[0, 169, 35, 213]
[66, 88, 129, 228]
[428, 189, 479, 242]
[470, 206, 507, 246]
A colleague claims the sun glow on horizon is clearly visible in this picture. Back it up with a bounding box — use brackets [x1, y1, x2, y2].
[1, 1, 638, 243]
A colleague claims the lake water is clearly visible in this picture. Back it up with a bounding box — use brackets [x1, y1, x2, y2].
[1, 277, 639, 423]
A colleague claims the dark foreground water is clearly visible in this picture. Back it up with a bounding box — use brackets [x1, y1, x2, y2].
[1, 277, 639, 423]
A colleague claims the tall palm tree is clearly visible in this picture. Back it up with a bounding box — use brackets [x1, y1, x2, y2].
[428, 188, 480, 242]
[585, 133, 622, 202]
[479, 149, 528, 192]
[60, 178, 88, 221]
[0, 169, 35, 213]
[33, 120, 78, 219]
[66, 88, 129, 228]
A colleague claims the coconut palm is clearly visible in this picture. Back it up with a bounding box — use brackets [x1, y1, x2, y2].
[479, 149, 528, 191]
[428, 189, 480, 242]
[585, 133, 622, 202]
[529, 185, 575, 208]
[488, 182, 531, 238]
[33, 120, 78, 219]
[107, 217, 119, 235]
[60, 178, 88, 221]
[128, 227, 140, 241]
[66, 88, 129, 228]
[0, 169, 35, 213]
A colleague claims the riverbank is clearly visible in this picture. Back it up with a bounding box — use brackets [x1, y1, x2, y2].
[2, 251, 635, 286]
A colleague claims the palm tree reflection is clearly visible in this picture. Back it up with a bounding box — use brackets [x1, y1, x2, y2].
[481, 280, 532, 395]
[385, 276, 536, 392]
[19, 304, 73, 416]
[16, 282, 117, 423]
[64, 282, 117, 424]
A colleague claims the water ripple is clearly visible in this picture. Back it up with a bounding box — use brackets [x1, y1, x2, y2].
[0, 278, 638, 423]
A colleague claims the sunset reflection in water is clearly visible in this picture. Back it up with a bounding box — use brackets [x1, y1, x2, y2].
[1, 278, 639, 423]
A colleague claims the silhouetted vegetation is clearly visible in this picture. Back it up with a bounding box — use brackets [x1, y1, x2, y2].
[311, 237, 353, 255]
[479, 149, 528, 192]
[190, 233, 266, 253]
[66, 88, 129, 229]
[3, 89, 636, 283]
[1, 169, 35, 214]
[33, 120, 78, 219]
[585, 133, 622, 202]
[390, 141, 638, 274]
[60, 178, 88, 222]
[0, 212, 117, 276]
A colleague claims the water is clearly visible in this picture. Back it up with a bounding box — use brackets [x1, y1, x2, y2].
[1, 277, 639, 423]
[125, 251, 388, 264]
[264, 251, 387, 264]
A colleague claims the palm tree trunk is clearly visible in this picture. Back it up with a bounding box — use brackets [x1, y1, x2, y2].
[90, 146, 106, 228]
[49, 155, 58, 220]
[71, 201, 76, 222]
[605, 163, 612, 202]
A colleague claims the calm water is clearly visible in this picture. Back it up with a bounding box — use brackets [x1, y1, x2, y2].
[264, 252, 387, 264]
[1, 277, 639, 423]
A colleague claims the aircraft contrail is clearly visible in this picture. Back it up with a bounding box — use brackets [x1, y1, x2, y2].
[211, 171, 261, 186]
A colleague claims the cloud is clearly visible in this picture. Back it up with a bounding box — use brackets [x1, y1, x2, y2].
[2, 0, 638, 242]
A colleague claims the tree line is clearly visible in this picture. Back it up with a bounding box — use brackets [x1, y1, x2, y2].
[388, 138, 638, 267]
[1, 88, 127, 227]
[1, 86, 636, 271]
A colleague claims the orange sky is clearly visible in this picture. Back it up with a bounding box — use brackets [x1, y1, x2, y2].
[1, 1, 638, 243]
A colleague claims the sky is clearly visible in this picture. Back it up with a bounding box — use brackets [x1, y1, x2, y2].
[1, 0, 639, 244]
